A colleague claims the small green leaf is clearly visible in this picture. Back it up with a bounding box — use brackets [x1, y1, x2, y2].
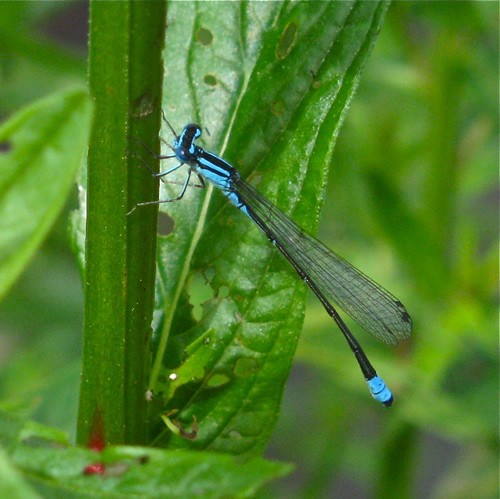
[0, 87, 91, 301]
[0, 408, 70, 449]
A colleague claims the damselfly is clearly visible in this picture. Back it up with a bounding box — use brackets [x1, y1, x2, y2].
[129, 121, 412, 406]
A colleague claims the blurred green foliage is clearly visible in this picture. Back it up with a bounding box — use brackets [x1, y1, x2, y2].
[0, 2, 497, 498]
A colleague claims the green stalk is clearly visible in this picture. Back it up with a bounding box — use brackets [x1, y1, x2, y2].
[77, 0, 166, 447]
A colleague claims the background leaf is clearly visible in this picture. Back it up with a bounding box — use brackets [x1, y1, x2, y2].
[0, 87, 91, 302]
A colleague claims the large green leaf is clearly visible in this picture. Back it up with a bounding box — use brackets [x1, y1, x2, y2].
[146, 1, 390, 454]
[0, 88, 91, 302]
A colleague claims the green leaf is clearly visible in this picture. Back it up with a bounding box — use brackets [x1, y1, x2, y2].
[0, 87, 91, 302]
[17, 447, 292, 498]
[0, 410, 291, 498]
[148, 1, 390, 454]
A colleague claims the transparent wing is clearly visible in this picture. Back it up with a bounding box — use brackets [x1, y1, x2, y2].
[235, 179, 412, 346]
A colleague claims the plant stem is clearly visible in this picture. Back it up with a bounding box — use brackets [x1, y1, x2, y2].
[77, 0, 166, 447]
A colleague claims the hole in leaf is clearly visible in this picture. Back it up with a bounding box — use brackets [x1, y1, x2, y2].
[197, 27, 213, 46]
[217, 285, 229, 298]
[203, 74, 217, 86]
[276, 22, 297, 59]
[271, 100, 286, 116]
[233, 357, 259, 377]
[158, 211, 175, 236]
[247, 172, 263, 189]
[206, 372, 231, 388]
[189, 271, 215, 321]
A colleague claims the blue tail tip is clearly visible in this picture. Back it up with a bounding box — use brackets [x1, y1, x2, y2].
[367, 376, 394, 407]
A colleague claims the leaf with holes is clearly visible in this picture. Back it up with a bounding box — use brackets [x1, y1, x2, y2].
[148, 1, 391, 455]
